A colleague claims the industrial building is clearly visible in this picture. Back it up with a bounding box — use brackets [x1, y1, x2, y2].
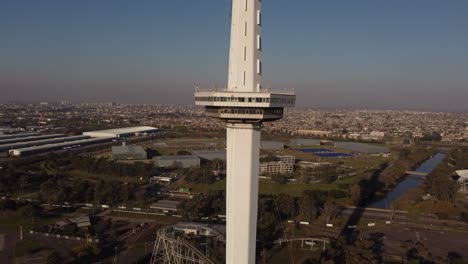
[150, 200, 181, 214]
[260, 141, 285, 150]
[298, 161, 336, 169]
[0, 135, 89, 152]
[259, 155, 295, 175]
[277, 155, 295, 164]
[111, 144, 147, 160]
[0, 132, 41, 140]
[9, 137, 114, 157]
[0, 134, 66, 145]
[84, 126, 158, 138]
[154, 155, 201, 168]
[192, 150, 226, 161]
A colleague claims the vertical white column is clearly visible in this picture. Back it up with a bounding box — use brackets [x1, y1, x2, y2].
[226, 123, 261, 264]
[228, 0, 262, 92]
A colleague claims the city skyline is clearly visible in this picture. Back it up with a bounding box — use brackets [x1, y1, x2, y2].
[1, 0, 468, 111]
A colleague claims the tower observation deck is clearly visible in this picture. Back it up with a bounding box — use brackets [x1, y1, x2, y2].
[195, 1, 295, 263]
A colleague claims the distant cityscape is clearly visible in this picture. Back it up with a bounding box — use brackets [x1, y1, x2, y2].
[1, 1, 468, 263]
[0, 100, 467, 263]
[1, 102, 466, 144]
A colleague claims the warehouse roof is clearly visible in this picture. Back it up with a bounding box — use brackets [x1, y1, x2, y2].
[9, 137, 114, 156]
[0, 134, 66, 145]
[84, 126, 158, 138]
[193, 150, 226, 161]
[150, 200, 181, 211]
[0, 132, 40, 140]
[154, 155, 200, 161]
[112, 145, 146, 154]
[0, 135, 89, 152]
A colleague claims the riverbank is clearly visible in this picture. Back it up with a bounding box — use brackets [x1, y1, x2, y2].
[368, 148, 445, 208]
[370, 152, 446, 208]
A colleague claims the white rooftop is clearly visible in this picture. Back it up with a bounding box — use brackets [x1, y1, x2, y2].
[84, 126, 158, 138]
[456, 170, 468, 181]
[85, 126, 157, 134]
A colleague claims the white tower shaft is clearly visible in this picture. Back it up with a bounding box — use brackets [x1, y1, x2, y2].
[226, 1, 263, 263]
[228, 0, 262, 92]
[226, 123, 260, 264]
[195, 1, 294, 263]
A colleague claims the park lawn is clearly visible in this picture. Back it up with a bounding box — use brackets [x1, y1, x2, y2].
[0, 211, 57, 232]
[339, 155, 391, 169]
[334, 173, 366, 185]
[68, 170, 145, 185]
[178, 179, 226, 193]
[15, 236, 44, 257]
[259, 181, 339, 196]
[267, 247, 322, 264]
[180, 178, 340, 197]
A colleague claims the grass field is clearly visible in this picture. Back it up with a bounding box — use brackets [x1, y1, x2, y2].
[15, 237, 43, 257]
[178, 178, 341, 197]
[267, 247, 322, 264]
[0, 211, 59, 233]
[68, 170, 146, 184]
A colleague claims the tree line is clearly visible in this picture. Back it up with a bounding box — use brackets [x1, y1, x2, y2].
[40, 177, 135, 205]
[425, 147, 468, 202]
[71, 156, 155, 178]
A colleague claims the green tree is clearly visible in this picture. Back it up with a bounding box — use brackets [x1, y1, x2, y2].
[47, 251, 63, 264]
[276, 193, 298, 219]
[20, 203, 43, 218]
[177, 150, 192, 156]
[299, 196, 319, 222]
[321, 201, 339, 224]
[425, 174, 459, 202]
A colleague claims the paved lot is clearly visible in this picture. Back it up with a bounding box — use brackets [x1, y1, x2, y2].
[0, 233, 17, 264]
[366, 224, 468, 259]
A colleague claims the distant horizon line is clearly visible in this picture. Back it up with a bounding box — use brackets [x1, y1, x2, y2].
[1, 100, 467, 114]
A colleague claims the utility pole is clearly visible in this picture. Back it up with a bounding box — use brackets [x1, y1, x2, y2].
[114, 246, 118, 264]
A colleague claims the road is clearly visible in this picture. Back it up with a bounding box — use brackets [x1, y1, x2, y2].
[340, 206, 468, 231]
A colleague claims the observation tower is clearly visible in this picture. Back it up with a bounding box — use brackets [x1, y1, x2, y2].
[195, 0, 295, 263]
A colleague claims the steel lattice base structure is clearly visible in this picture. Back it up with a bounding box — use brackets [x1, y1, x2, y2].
[150, 223, 225, 264]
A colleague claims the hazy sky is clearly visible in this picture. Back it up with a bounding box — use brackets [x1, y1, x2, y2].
[1, 0, 468, 111]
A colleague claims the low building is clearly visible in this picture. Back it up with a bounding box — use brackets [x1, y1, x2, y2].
[112, 144, 147, 160]
[9, 137, 113, 157]
[150, 200, 181, 213]
[456, 170, 468, 193]
[277, 155, 295, 164]
[260, 162, 293, 174]
[193, 150, 226, 161]
[369, 131, 385, 140]
[150, 175, 175, 184]
[55, 216, 91, 230]
[259, 155, 295, 175]
[154, 155, 200, 168]
[298, 161, 336, 169]
[69, 216, 92, 229]
[2, 135, 88, 152]
[320, 140, 334, 146]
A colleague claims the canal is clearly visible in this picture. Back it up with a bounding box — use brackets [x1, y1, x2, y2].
[369, 152, 446, 208]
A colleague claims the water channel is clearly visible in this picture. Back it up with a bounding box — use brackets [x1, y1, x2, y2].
[369, 152, 446, 208]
